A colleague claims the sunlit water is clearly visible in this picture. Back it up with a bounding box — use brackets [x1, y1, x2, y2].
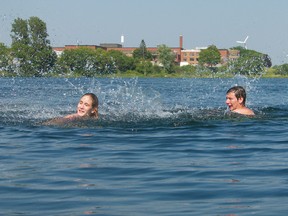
[0, 77, 288, 216]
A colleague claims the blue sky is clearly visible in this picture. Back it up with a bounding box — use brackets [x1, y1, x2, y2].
[1, 0, 288, 65]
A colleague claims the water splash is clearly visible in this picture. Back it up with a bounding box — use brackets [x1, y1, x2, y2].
[100, 78, 167, 121]
[0, 77, 286, 128]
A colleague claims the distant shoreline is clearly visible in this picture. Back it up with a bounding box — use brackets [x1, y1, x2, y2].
[1, 68, 288, 79]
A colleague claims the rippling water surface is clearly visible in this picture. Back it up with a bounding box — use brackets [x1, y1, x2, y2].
[0, 77, 288, 215]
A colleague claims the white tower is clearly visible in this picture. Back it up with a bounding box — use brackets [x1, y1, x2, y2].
[121, 34, 124, 47]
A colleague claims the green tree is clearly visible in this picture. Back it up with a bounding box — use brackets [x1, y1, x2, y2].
[262, 54, 272, 68]
[135, 61, 154, 75]
[157, 44, 176, 73]
[133, 40, 153, 60]
[273, 63, 288, 76]
[10, 18, 31, 75]
[57, 47, 116, 76]
[28, 17, 57, 75]
[175, 64, 197, 75]
[228, 47, 272, 76]
[198, 45, 221, 67]
[107, 50, 136, 73]
[10, 16, 56, 76]
[0, 43, 13, 74]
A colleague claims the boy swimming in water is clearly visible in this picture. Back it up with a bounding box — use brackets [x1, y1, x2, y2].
[225, 86, 255, 116]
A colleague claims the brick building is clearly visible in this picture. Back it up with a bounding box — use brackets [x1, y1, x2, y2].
[52, 35, 239, 66]
[180, 47, 240, 66]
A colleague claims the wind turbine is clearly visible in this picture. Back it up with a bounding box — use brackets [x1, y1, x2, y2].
[236, 36, 249, 49]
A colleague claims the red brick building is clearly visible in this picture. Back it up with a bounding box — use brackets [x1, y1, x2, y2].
[180, 47, 240, 66]
[52, 35, 239, 66]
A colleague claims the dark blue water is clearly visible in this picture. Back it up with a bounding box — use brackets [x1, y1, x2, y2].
[0, 77, 288, 215]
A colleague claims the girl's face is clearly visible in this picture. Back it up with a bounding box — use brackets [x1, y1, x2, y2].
[226, 92, 243, 111]
[77, 95, 95, 117]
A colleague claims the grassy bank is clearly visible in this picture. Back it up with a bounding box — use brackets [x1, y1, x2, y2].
[1, 68, 288, 78]
[109, 68, 288, 79]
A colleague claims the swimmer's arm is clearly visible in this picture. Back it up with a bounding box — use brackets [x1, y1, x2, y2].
[42, 117, 67, 125]
[64, 113, 79, 119]
[42, 113, 79, 125]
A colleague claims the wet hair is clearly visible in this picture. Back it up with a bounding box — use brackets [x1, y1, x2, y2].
[82, 93, 99, 118]
[226, 86, 247, 105]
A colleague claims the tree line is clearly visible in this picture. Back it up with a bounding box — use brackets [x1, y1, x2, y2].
[1, 16, 285, 78]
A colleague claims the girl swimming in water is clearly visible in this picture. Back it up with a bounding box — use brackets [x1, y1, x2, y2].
[43, 93, 98, 125]
[64, 93, 98, 119]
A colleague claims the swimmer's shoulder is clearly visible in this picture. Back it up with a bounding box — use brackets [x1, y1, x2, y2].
[232, 107, 255, 116]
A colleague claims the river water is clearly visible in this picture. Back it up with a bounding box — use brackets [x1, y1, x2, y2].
[0, 77, 287, 215]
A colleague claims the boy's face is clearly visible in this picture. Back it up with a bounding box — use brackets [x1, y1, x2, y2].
[226, 92, 244, 111]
